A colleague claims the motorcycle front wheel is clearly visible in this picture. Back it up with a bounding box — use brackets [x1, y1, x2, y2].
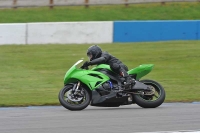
[58, 83, 91, 111]
[133, 79, 165, 108]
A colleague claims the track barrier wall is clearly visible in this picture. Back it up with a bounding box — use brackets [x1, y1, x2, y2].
[114, 20, 200, 42]
[0, 23, 26, 45]
[27, 22, 113, 44]
[0, 20, 200, 45]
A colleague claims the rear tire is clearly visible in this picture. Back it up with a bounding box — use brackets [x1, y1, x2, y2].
[59, 84, 91, 111]
[133, 80, 165, 108]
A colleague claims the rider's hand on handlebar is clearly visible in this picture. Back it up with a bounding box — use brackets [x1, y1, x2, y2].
[80, 61, 90, 69]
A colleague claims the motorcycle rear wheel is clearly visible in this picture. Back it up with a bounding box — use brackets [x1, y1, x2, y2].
[58, 84, 91, 111]
[133, 79, 165, 108]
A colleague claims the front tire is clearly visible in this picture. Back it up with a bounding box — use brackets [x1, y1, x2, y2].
[133, 79, 165, 108]
[58, 84, 91, 111]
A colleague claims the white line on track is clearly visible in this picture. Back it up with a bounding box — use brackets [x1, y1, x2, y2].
[135, 130, 200, 133]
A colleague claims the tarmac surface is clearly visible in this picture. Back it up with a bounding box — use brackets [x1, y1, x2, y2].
[0, 103, 200, 133]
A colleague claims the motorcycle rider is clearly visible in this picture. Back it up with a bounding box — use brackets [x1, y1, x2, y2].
[81, 45, 135, 90]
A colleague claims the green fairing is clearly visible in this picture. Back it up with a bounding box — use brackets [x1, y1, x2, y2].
[64, 64, 109, 90]
[128, 64, 154, 80]
[91, 64, 154, 80]
[64, 60, 154, 90]
[91, 64, 112, 71]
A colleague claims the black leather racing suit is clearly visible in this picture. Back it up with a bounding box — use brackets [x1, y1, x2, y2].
[89, 51, 129, 78]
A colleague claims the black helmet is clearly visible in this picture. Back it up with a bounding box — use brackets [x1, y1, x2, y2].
[87, 45, 102, 61]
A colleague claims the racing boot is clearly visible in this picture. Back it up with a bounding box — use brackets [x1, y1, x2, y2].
[120, 70, 135, 90]
[123, 76, 135, 89]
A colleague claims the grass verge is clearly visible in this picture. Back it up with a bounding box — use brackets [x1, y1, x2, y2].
[0, 2, 200, 23]
[0, 41, 200, 106]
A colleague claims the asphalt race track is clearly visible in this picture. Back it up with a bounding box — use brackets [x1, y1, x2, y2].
[0, 103, 200, 133]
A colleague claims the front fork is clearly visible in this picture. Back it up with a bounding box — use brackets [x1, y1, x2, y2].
[72, 81, 84, 96]
[72, 81, 81, 95]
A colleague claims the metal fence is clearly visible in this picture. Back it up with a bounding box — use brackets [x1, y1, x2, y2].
[0, 0, 199, 9]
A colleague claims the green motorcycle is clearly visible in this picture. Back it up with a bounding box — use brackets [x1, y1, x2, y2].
[58, 60, 165, 111]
